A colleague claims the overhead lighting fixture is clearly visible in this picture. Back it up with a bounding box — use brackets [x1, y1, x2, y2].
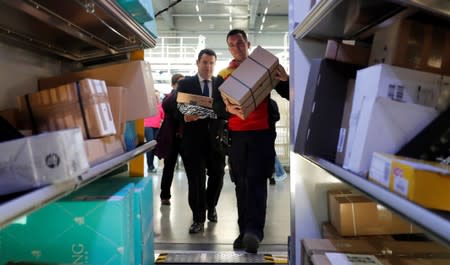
[260, 24, 264, 31]
[229, 24, 232, 30]
[198, 16, 202, 22]
[264, 7, 268, 15]
[229, 16, 232, 22]
[195, 4, 199, 12]
[262, 16, 266, 24]
[228, 6, 232, 13]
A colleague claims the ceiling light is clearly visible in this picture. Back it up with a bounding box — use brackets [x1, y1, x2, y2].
[229, 24, 232, 30]
[262, 16, 266, 24]
[198, 16, 202, 22]
[264, 7, 268, 15]
[195, 4, 199, 12]
[229, 16, 232, 22]
[260, 24, 264, 31]
[228, 6, 232, 13]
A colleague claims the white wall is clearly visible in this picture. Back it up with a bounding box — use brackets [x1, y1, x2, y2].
[0, 42, 62, 110]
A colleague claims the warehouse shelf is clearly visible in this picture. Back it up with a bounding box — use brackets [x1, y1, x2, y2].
[0, 0, 157, 61]
[0, 140, 156, 229]
[302, 156, 450, 245]
[292, 0, 450, 41]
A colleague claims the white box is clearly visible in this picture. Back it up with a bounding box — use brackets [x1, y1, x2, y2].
[351, 64, 447, 113]
[0, 128, 89, 195]
[343, 97, 438, 176]
[343, 64, 448, 175]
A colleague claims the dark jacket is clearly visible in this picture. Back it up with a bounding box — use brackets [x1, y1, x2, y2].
[177, 75, 226, 153]
[154, 89, 180, 159]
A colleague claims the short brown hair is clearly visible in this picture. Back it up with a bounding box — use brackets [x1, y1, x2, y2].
[171, 73, 184, 86]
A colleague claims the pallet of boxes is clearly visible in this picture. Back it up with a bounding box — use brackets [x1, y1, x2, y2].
[218, 45, 280, 119]
[0, 61, 158, 265]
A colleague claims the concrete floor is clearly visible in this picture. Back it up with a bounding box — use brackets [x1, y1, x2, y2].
[148, 161, 291, 254]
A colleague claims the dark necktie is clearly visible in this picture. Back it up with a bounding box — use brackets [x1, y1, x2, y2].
[202, 80, 209, 97]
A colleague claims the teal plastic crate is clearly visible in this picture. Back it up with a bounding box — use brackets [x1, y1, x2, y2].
[94, 176, 154, 265]
[117, 0, 155, 24]
[0, 183, 135, 265]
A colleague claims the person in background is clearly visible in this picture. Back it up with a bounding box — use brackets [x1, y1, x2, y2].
[156, 73, 184, 206]
[214, 29, 289, 253]
[269, 99, 287, 185]
[177, 48, 226, 234]
[144, 91, 164, 173]
[273, 155, 288, 182]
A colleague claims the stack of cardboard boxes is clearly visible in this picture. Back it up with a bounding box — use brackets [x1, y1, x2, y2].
[219, 45, 280, 119]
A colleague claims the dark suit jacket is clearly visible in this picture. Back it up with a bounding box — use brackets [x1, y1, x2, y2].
[177, 74, 226, 154]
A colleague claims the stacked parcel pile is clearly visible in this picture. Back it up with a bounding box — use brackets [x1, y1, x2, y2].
[219, 45, 280, 119]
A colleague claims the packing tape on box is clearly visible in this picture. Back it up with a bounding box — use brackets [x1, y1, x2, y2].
[229, 75, 257, 110]
[75, 81, 92, 139]
[248, 55, 276, 91]
[342, 195, 358, 236]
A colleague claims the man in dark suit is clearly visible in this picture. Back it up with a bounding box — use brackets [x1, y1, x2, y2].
[177, 48, 226, 234]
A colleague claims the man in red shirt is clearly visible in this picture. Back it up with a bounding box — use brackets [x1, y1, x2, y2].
[214, 29, 289, 253]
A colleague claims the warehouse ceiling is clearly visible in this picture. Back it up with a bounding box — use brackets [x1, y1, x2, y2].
[152, 0, 288, 35]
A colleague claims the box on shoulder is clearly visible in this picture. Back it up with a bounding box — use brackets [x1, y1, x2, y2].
[218, 45, 280, 119]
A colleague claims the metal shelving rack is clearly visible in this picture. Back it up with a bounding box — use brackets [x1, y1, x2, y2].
[0, 0, 159, 230]
[0, 141, 156, 229]
[290, 0, 450, 257]
[307, 156, 450, 245]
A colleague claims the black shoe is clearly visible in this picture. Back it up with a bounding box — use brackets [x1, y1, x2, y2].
[188, 222, 204, 234]
[243, 233, 259, 254]
[233, 235, 244, 250]
[269, 177, 276, 185]
[207, 208, 217, 222]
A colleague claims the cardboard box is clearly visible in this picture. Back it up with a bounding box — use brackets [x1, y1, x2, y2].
[350, 64, 449, 114]
[325, 40, 370, 66]
[344, 97, 438, 176]
[0, 128, 89, 195]
[0, 181, 134, 265]
[370, 19, 450, 75]
[369, 153, 450, 211]
[176, 91, 212, 108]
[18, 79, 116, 139]
[38, 61, 157, 121]
[107, 86, 128, 137]
[343, 64, 445, 175]
[218, 46, 280, 119]
[328, 190, 419, 236]
[310, 254, 450, 265]
[0, 108, 19, 128]
[321, 222, 394, 240]
[294, 59, 362, 161]
[84, 135, 124, 165]
[302, 238, 450, 265]
[335, 79, 355, 165]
